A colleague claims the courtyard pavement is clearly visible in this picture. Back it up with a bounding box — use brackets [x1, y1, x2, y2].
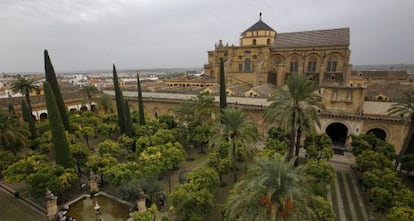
[329, 152, 370, 221]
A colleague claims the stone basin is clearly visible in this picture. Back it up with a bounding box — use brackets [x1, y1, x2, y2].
[65, 192, 132, 221]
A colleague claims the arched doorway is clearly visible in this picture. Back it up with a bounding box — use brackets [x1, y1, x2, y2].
[326, 123, 348, 154]
[40, 113, 48, 120]
[367, 128, 386, 141]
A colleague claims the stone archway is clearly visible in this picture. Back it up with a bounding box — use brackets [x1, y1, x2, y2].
[367, 128, 387, 141]
[40, 112, 48, 120]
[326, 122, 348, 152]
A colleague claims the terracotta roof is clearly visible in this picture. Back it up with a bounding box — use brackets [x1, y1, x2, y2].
[352, 70, 408, 80]
[250, 83, 276, 96]
[227, 84, 252, 96]
[365, 82, 413, 100]
[242, 19, 275, 34]
[273, 28, 349, 49]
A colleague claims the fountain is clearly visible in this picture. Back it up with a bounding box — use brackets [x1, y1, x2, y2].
[65, 192, 132, 221]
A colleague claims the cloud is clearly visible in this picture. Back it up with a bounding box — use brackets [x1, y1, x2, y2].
[1, 0, 413, 72]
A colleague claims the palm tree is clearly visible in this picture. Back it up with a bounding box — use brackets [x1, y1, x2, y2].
[0, 109, 30, 154]
[264, 73, 320, 161]
[224, 157, 312, 220]
[10, 74, 40, 114]
[211, 108, 258, 182]
[388, 89, 414, 166]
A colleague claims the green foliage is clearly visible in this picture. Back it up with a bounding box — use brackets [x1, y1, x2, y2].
[355, 150, 394, 172]
[401, 153, 414, 173]
[131, 204, 159, 221]
[362, 168, 402, 190]
[44, 81, 74, 168]
[224, 157, 312, 221]
[113, 64, 127, 134]
[44, 50, 70, 131]
[207, 142, 232, 182]
[158, 114, 177, 129]
[0, 149, 16, 173]
[76, 125, 95, 148]
[137, 142, 185, 176]
[69, 143, 91, 171]
[369, 187, 393, 211]
[2, 154, 76, 198]
[302, 160, 335, 196]
[136, 73, 146, 126]
[103, 161, 141, 187]
[0, 108, 30, 153]
[267, 127, 290, 144]
[86, 153, 118, 174]
[211, 108, 258, 181]
[27, 165, 76, 198]
[170, 184, 215, 221]
[117, 134, 135, 151]
[303, 160, 335, 184]
[98, 139, 121, 156]
[96, 93, 114, 114]
[382, 206, 414, 221]
[119, 177, 164, 202]
[21, 100, 37, 140]
[309, 195, 335, 221]
[351, 133, 395, 160]
[2, 154, 49, 183]
[387, 89, 414, 162]
[304, 134, 333, 160]
[186, 168, 220, 191]
[219, 58, 227, 112]
[264, 73, 321, 160]
[263, 137, 289, 155]
[10, 74, 39, 137]
[124, 100, 134, 137]
[97, 121, 118, 138]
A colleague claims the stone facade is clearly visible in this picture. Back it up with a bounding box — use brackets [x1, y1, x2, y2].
[204, 16, 351, 88]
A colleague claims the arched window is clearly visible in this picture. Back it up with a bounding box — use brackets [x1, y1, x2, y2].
[289, 56, 298, 73]
[253, 39, 257, 45]
[244, 58, 251, 72]
[327, 55, 338, 72]
[307, 56, 317, 72]
[267, 39, 271, 45]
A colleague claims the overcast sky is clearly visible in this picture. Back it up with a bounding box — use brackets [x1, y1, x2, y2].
[1, 0, 413, 73]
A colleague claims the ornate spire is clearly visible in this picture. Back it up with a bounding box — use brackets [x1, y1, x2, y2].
[259, 12, 262, 20]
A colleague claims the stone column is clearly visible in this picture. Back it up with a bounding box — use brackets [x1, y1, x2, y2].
[45, 189, 58, 220]
[136, 187, 147, 213]
[89, 172, 99, 193]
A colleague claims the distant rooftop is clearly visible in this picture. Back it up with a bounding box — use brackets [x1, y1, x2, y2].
[273, 28, 349, 49]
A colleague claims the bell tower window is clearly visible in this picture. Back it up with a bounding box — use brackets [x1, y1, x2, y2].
[327, 55, 338, 72]
[244, 58, 251, 72]
[307, 56, 317, 72]
[290, 57, 298, 73]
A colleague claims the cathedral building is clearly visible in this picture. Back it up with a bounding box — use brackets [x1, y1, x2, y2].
[203, 14, 411, 154]
[204, 14, 352, 87]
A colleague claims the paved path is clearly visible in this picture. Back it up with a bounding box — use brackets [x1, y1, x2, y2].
[329, 153, 370, 221]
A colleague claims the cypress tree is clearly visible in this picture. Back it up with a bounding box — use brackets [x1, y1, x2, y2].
[21, 100, 37, 139]
[124, 100, 134, 137]
[219, 58, 227, 113]
[137, 72, 145, 125]
[113, 64, 127, 134]
[43, 81, 74, 168]
[44, 50, 70, 131]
